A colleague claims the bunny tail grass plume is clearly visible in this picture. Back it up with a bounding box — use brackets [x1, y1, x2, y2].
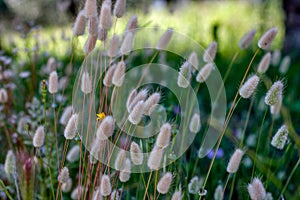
[126, 89, 137, 112]
[58, 167, 70, 184]
[88, 16, 99, 36]
[114, 0, 126, 18]
[103, 64, 117, 87]
[126, 15, 138, 33]
[112, 61, 126, 87]
[239, 29, 256, 50]
[144, 92, 161, 115]
[111, 190, 120, 200]
[247, 177, 266, 200]
[85, 0, 97, 18]
[128, 89, 148, 112]
[189, 113, 201, 133]
[98, 27, 107, 41]
[265, 192, 273, 200]
[64, 114, 78, 139]
[270, 95, 282, 116]
[258, 27, 278, 50]
[100, 174, 112, 196]
[0, 88, 8, 103]
[156, 123, 171, 148]
[172, 190, 182, 200]
[84, 35, 97, 54]
[239, 75, 260, 99]
[66, 145, 80, 163]
[81, 71, 92, 94]
[271, 125, 288, 150]
[177, 62, 191, 88]
[257, 53, 271, 74]
[128, 100, 145, 124]
[114, 149, 126, 170]
[203, 41, 217, 62]
[108, 34, 120, 57]
[196, 62, 214, 83]
[157, 172, 173, 194]
[73, 10, 87, 36]
[214, 185, 224, 200]
[33, 126, 45, 147]
[188, 51, 199, 71]
[120, 32, 134, 55]
[279, 55, 291, 74]
[47, 57, 56, 72]
[92, 188, 102, 200]
[272, 50, 281, 66]
[147, 145, 164, 170]
[226, 149, 244, 173]
[99, 1, 112, 30]
[61, 178, 72, 193]
[71, 186, 83, 199]
[264, 81, 283, 106]
[130, 141, 143, 165]
[188, 176, 201, 194]
[96, 116, 115, 140]
[60, 106, 72, 125]
[48, 71, 58, 94]
[119, 158, 131, 182]
[4, 150, 16, 175]
[156, 28, 173, 50]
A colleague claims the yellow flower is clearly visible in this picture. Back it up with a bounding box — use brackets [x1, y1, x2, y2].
[97, 112, 106, 121]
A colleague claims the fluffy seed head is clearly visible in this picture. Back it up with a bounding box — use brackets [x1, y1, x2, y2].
[144, 92, 161, 115]
[114, 0, 126, 18]
[67, 145, 80, 163]
[81, 71, 92, 94]
[84, 35, 97, 54]
[239, 75, 260, 99]
[33, 126, 45, 147]
[128, 100, 145, 125]
[188, 51, 199, 71]
[61, 178, 72, 193]
[226, 149, 244, 173]
[147, 145, 164, 170]
[257, 53, 271, 74]
[203, 41, 217, 62]
[196, 63, 214, 83]
[60, 106, 73, 125]
[270, 95, 282, 116]
[111, 190, 120, 200]
[188, 176, 201, 194]
[264, 81, 284, 106]
[125, 15, 138, 33]
[99, 1, 112, 30]
[156, 123, 171, 148]
[128, 89, 148, 112]
[108, 34, 120, 57]
[100, 174, 112, 196]
[171, 190, 182, 200]
[239, 29, 256, 49]
[98, 27, 107, 41]
[156, 28, 173, 50]
[177, 61, 191, 88]
[73, 10, 87, 36]
[119, 158, 131, 182]
[272, 50, 281, 66]
[271, 125, 288, 150]
[114, 149, 126, 170]
[258, 27, 278, 50]
[112, 61, 126, 87]
[130, 141, 143, 165]
[64, 114, 78, 140]
[103, 64, 117, 87]
[157, 172, 173, 194]
[85, 0, 97, 18]
[4, 150, 16, 175]
[47, 57, 56, 72]
[96, 116, 115, 140]
[120, 32, 134, 55]
[214, 185, 224, 200]
[247, 177, 266, 200]
[265, 193, 273, 200]
[58, 167, 70, 184]
[88, 16, 99, 36]
[126, 89, 137, 112]
[48, 71, 58, 94]
[189, 113, 201, 133]
[0, 88, 8, 103]
[279, 56, 291, 74]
